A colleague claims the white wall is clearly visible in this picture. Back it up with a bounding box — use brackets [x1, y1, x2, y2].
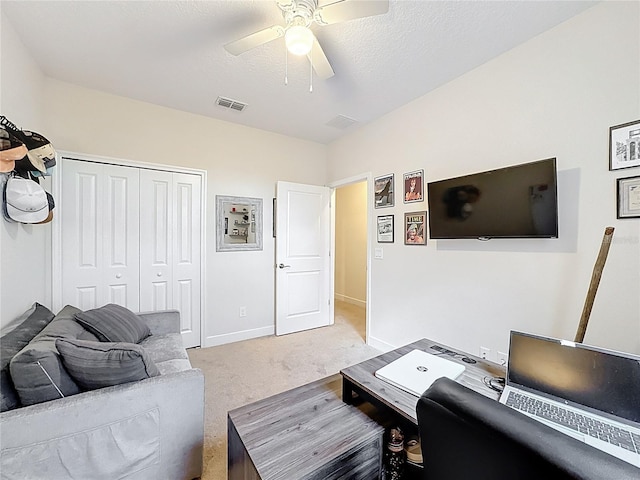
[335, 181, 367, 307]
[40, 80, 327, 346]
[0, 9, 328, 344]
[4, 2, 638, 356]
[0, 10, 50, 324]
[328, 2, 640, 357]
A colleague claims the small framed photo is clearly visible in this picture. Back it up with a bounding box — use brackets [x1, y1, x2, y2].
[404, 211, 427, 245]
[610, 120, 640, 170]
[617, 175, 640, 219]
[377, 215, 394, 243]
[403, 169, 424, 203]
[374, 174, 394, 208]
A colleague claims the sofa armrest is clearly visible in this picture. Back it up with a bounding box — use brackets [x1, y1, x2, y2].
[0, 368, 204, 480]
[137, 309, 181, 336]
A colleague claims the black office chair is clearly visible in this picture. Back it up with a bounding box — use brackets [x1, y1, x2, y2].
[416, 377, 640, 480]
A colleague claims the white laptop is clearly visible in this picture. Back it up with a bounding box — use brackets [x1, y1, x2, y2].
[374, 349, 466, 397]
[500, 331, 640, 468]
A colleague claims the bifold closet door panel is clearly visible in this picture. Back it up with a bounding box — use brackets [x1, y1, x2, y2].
[139, 170, 173, 312]
[60, 160, 141, 311]
[172, 173, 201, 348]
[139, 170, 201, 348]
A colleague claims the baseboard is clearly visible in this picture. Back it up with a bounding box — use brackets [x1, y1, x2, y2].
[204, 325, 274, 348]
[367, 335, 396, 353]
[334, 294, 366, 309]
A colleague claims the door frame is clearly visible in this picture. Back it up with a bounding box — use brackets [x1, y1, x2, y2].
[329, 172, 373, 345]
[51, 151, 207, 347]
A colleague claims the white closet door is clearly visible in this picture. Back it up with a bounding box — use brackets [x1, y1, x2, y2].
[140, 170, 201, 348]
[139, 170, 173, 312]
[172, 173, 201, 348]
[61, 160, 140, 311]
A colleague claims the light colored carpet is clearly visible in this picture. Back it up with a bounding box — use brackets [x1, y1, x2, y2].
[187, 301, 381, 480]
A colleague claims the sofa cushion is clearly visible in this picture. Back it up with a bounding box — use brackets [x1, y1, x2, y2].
[9, 305, 96, 406]
[74, 304, 151, 344]
[56, 338, 160, 390]
[0, 303, 55, 411]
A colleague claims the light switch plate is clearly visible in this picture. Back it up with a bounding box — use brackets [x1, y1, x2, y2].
[374, 248, 383, 259]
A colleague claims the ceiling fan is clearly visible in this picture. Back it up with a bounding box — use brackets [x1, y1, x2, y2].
[224, 0, 390, 80]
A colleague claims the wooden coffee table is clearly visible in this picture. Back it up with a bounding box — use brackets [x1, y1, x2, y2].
[228, 375, 384, 480]
[340, 338, 505, 424]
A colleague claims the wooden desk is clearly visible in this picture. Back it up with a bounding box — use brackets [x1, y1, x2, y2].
[228, 375, 384, 480]
[341, 338, 505, 425]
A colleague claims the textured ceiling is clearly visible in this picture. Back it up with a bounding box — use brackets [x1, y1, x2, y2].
[2, 0, 597, 144]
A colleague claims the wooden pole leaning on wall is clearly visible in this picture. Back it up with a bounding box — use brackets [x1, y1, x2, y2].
[574, 227, 615, 343]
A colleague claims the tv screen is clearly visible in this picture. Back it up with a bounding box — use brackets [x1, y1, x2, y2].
[427, 158, 558, 239]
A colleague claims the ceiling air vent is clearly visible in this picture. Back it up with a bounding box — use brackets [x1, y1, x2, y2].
[216, 96, 247, 112]
[325, 115, 357, 130]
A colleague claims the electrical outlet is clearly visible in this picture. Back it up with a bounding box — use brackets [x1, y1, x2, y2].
[497, 351, 508, 366]
[239, 306, 247, 318]
[480, 347, 490, 360]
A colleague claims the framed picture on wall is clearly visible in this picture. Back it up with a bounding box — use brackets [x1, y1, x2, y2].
[403, 169, 424, 203]
[617, 175, 640, 218]
[404, 211, 427, 245]
[374, 174, 394, 208]
[610, 119, 640, 170]
[377, 215, 394, 243]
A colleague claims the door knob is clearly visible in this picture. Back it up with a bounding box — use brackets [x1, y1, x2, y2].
[157, 272, 163, 277]
[115, 273, 122, 279]
[278, 263, 291, 269]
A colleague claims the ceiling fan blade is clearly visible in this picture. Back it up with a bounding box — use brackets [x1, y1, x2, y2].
[224, 25, 285, 56]
[308, 35, 334, 80]
[314, 0, 389, 26]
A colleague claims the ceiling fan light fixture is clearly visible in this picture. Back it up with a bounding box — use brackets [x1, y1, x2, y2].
[285, 25, 313, 56]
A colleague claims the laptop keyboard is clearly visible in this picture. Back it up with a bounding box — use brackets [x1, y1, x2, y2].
[506, 391, 640, 454]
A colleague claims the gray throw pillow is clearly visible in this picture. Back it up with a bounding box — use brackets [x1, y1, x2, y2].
[9, 305, 94, 407]
[56, 338, 160, 390]
[1, 303, 55, 411]
[74, 304, 150, 344]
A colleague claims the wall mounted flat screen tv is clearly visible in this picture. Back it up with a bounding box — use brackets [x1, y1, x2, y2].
[427, 158, 558, 239]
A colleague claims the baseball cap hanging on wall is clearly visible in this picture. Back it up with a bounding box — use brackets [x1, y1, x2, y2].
[2, 174, 49, 223]
[0, 128, 27, 173]
[1, 116, 57, 224]
[36, 191, 55, 224]
[15, 131, 55, 174]
[0, 116, 56, 175]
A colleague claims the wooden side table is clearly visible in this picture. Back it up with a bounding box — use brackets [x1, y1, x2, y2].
[228, 375, 384, 480]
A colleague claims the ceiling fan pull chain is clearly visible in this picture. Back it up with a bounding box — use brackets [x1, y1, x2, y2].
[284, 47, 289, 85]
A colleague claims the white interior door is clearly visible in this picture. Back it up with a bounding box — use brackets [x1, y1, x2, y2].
[139, 170, 202, 348]
[275, 181, 331, 335]
[61, 160, 140, 311]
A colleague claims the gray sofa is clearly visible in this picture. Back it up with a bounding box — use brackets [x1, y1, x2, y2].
[0, 308, 204, 480]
